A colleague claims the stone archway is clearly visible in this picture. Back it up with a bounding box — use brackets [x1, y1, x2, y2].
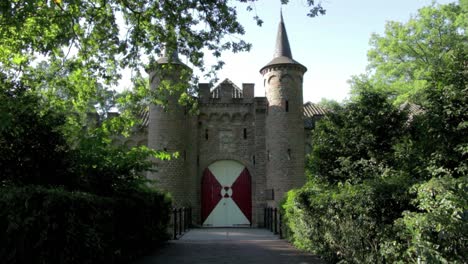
[201, 160, 252, 227]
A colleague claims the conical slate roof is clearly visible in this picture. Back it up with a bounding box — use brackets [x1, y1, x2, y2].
[260, 11, 306, 73]
[274, 11, 292, 59]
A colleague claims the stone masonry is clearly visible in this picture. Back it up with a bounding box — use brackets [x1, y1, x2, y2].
[129, 15, 324, 227]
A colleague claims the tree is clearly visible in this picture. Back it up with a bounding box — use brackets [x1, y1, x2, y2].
[0, 0, 327, 192]
[0, 77, 75, 187]
[286, 3, 467, 262]
[360, 3, 466, 104]
[0, 0, 324, 83]
[308, 88, 408, 184]
[0, 0, 326, 145]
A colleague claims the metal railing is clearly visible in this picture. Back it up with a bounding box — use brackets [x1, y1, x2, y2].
[264, 207, 283, 239]
[171, 207, 192, 240]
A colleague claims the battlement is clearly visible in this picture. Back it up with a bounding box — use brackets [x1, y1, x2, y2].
[199, 79, 254, 103]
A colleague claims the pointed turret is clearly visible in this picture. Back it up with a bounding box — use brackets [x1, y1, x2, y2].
[274, 10, 292, 58]
[260, 11, 306, 73]
[261, 11, 307, 206]
[156, 44, 186, 65]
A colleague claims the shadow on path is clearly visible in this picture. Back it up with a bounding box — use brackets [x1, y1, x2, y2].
[134, 228, 324, 264]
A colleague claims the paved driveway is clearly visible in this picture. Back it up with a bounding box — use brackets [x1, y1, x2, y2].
[135, 228, 324, 264]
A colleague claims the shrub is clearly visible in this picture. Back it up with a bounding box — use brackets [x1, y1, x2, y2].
[283, 173, 413, 263]
[382, 176, 468, 263]
[0, 80, 75, 188]
[0, 185, 171, 264]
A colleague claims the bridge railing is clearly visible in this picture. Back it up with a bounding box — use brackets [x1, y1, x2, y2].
[264, 207, 283, 239]
[170, 207, 192, 240]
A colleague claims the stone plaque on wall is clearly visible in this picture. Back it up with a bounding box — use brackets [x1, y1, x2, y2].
[219, 129, 234, 153]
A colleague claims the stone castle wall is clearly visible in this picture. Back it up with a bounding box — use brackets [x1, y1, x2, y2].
[194, 81, 267, 226]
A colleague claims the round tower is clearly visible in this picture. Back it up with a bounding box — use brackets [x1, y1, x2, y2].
[147, 47, 191, 207]
[260, 13, 307, 205]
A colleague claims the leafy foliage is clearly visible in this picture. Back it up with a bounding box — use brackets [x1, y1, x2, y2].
[362, 2, 467, 104]
[383, 176, 468, 263]
[284, 174, 413, 263]
[0, 1, 326, 263]
[0, 185, 171, 264]
[308, 89, 407, 184]
[0, 0, 325, 85]
[284, 3, 467, 263]
[0, 78, 75, 187]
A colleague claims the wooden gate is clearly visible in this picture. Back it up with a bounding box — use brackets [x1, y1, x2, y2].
[201, 160, 252, 227]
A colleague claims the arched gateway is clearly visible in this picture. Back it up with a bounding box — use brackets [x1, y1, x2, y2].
[201, 160, 252, 227]
[142, 15, 311, 227]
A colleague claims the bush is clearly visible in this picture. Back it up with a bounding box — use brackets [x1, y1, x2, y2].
[382, 176, 468, 263]
[0, 185, 171, 264]
[0, 81, 75, 188]
[283, 173, 414, 263]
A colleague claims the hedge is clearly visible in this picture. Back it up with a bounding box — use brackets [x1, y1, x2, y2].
[0, 185, 171, 264]
[282, 175, 414, 263]
[283, 175, 467, 263]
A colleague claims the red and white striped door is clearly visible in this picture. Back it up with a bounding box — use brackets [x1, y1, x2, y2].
[202, 160, 252, 227]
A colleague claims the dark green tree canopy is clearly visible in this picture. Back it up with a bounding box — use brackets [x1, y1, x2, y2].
[308, 89, 408, 184]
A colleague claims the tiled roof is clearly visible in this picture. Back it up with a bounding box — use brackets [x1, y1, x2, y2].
[399, 102, 424, 122]
[303, 102, 327, 117]
[399, 102, 423, 115]
[303, 102, 327, 129]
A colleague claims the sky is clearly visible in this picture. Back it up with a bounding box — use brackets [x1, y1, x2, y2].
[116, 0, 456, 103]
[190, 0, 456, 103]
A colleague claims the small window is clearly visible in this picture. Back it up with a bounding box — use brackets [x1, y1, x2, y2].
[285, 100, 289, 112]
[265, 189, 275, 200]
[287, 148, 291, 160]
[267, 150, 270, 161]
[252, 155, 256, 165]
[205, 129, 209, 140]
[183, 150, 187, 161]
[197, 155, 200, 166]
[243, 128, 247, 139]
[163, 147, 167, 152]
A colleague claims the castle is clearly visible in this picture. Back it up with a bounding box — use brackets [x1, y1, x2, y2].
[128, 15, 326, 227]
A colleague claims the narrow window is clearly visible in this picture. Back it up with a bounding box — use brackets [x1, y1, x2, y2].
[253, 155, 256, 166]
[197, 155, 200, 166]
[163, 147, 167, 152]
[243, 128, 247, 139]
[285, 100, 289, 112]
[267, 150, 270, 161]
[205, 129, 209, 140]
[183, 150, 187, 161]
[287, 148, 291, 160]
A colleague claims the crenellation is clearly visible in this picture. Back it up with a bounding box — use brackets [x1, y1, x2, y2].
[139, 15, 318, 227]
